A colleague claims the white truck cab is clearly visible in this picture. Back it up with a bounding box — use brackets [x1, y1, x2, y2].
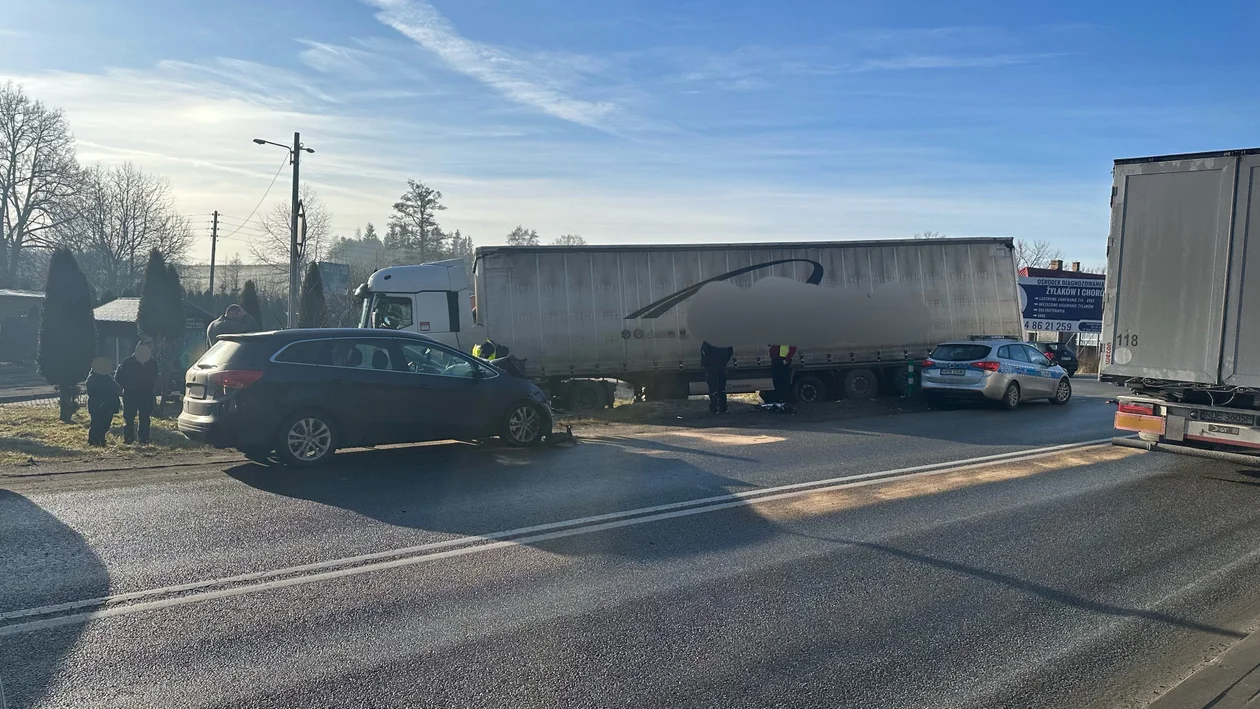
[355, 259, 483, 351]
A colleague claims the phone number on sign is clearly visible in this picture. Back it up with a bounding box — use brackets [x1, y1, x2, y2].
[1023, 320, 1076, 332]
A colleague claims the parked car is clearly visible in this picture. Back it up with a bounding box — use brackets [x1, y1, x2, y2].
[177, 329, 552, 466]
[921, 337, 1072, 410]
[1032, 342, 1079, 376]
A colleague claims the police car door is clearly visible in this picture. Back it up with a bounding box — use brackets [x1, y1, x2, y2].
[1003, 344, 1049, 396]
[1021, 345, 1058, 396]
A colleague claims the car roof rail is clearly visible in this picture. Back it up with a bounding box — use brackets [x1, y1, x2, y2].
[967, 334, 1021, 341]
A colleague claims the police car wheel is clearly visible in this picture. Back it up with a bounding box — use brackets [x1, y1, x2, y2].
[1050, 378, 1072, 405]
[1001, 383, 1021, 410]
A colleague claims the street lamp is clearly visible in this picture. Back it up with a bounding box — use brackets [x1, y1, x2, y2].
[253, 133, 314, 328]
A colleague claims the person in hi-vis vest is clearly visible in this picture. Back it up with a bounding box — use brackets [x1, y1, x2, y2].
[769, 344, 797, 403]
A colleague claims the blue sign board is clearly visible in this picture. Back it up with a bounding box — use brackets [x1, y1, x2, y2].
[1019, 276, 1103, 333]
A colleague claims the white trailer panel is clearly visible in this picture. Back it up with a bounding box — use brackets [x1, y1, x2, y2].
[1102, 149, 1260, 384]
[474, 238, 1022, 378]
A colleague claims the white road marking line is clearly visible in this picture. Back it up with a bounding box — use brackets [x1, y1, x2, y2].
[0, 438, 1116, 636]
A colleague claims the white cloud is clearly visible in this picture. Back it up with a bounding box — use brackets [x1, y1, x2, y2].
[363, 0, 622, 131]
[297, 40, 376, 79]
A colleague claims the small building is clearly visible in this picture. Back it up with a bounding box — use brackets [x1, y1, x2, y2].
[93, 297, 215, 369]
[0, 289, 44, 362]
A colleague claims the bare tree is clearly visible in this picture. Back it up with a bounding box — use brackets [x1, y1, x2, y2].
[506, 225, 540, 246]
[221, 253, 243, 295]
[388, 180, 447, 262]
[913, 231, 945, 239]
[552, 234, 586, 245]
[249, 184, 332, 278]
[57, 162, 192, 295]
[1013, 239, 1063, 269]
[0, 82, 79, 287]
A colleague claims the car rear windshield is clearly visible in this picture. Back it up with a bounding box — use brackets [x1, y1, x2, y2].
[930, 344, 992, 361]
[196, 340, 243, 368]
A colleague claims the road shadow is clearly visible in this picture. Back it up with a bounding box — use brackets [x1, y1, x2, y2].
[0, 490, 110, 708]
[786, 532, 1246, 640]
[225, 438, 781, 562]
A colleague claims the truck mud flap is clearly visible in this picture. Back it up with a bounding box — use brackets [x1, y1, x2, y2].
[1111, 437, 1260, 468]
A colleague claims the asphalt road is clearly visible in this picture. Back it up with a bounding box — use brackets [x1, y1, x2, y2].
[4, 381, 1260, 708]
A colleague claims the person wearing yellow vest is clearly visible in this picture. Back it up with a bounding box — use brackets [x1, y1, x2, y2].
[473, 340, 498, 360]
[769, 344, 797, 403]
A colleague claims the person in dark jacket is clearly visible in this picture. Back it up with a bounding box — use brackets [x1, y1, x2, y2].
[700, 341, 734, 413]
[85, 357, 120, 446]
[206, 304, 260, 348]
[769, 344, 798, 404]
[115, 343, 159, 444]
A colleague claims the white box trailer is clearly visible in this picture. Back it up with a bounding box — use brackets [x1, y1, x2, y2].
[1102, 148, 1260, 462]
[359, 238, 1023, 411]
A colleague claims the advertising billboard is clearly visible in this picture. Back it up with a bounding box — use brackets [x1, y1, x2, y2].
[1019, 275, 1103, 333]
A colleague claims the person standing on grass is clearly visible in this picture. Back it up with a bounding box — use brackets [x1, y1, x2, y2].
[85, 357, 120, 446]
[115, 343, 158, 444]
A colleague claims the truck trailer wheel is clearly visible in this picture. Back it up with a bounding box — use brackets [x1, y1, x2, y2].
[566, 381, 607, 413]
[792, 375, 827, 404]
[843, 369, 878, 399]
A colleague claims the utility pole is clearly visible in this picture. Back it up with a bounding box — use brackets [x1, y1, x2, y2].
[253, 132, 312, 328]
[208, 211, 219, 298]
[289, 132, 301, 329]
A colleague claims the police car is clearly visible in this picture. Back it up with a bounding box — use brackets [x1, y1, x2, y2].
[921, 336, 1072, 410]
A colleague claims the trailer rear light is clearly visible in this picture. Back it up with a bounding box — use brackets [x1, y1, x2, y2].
[1118, 402, 1154, 415]
[209, 370, 264, 391]
[971, 361, 1001, 372]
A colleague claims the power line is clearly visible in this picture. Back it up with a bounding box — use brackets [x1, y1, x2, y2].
[218, 154, 289, 240]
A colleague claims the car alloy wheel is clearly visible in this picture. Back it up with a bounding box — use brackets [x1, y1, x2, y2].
[1052, 378, 1072, 405]
[1002, 383, 1020, 410]
[506, 403, 544, 446]
[286, 417, 333, 462]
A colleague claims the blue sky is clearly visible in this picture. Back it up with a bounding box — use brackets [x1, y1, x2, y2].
[2, 0, 1256, 266]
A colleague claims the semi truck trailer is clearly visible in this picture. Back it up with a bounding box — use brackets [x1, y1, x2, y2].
[1102, 148, 1260, 462]
[355, 238, 1023, 412]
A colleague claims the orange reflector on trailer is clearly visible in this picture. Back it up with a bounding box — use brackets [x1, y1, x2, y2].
[1115, 412, 1165, 435]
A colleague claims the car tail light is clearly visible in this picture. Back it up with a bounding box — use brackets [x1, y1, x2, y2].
[209, 370, 264, 391]
[971, 361, 1000, 372]
[1045, 351, 1056, 359]
[922, 359, 936, 368]
[1118, 402, 1154, 415]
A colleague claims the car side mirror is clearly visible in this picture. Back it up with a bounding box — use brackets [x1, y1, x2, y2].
[471, 366, 487, 379]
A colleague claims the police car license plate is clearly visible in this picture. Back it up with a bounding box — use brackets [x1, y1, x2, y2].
[941, 368, 966, 376]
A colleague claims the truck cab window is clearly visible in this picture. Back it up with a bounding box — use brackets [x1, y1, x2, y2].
[370, 296, 413, 331]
